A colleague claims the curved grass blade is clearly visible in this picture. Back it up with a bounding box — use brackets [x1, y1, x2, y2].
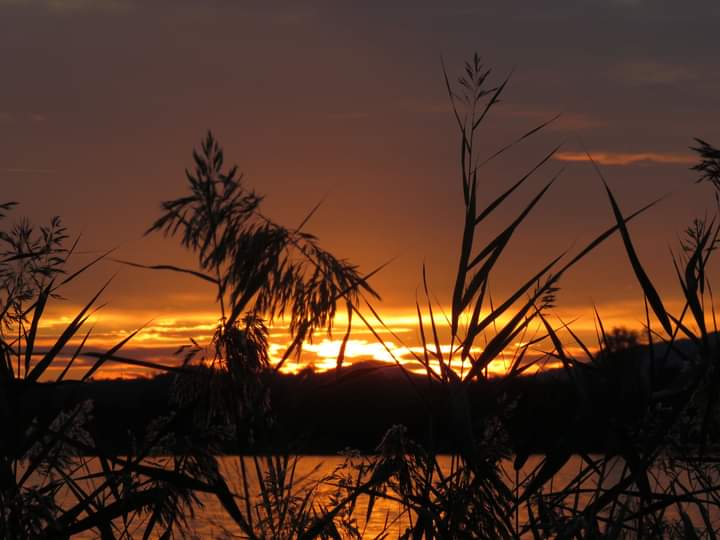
[592, 155, 673, 336]
[24, 280, 53, 376]
[112, 258, 218, 285]
[475, 145, 562, 226]
[477, 114, 561, 168]
[81, 322, 150, 381]
[81, 352, 195, 375]
[336, 301, 353, 371]
[26, 277, 113, 382]
[57, 325, 93, 382]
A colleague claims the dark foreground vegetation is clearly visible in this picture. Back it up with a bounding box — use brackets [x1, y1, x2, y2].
[4, 54, 720, 538]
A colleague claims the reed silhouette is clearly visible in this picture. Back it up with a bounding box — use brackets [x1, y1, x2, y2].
[0, 207, 214, 537]
[6, 54, 720, 538]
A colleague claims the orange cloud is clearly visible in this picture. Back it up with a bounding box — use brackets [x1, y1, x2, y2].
[554, 151, 696, 166]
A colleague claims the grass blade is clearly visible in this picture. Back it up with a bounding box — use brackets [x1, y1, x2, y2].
[592, 155, 673, 336]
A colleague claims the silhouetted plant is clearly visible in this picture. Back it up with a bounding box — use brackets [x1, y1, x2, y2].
[138, 132, 377, 445]
[692, 138, 720, 195]
[307, 56, 720, 539]
[0, 204, 227, 538]
[507, 129, 720, 540]
[147, 131, 374, 340]
[0, 151, 237, 540]
[109, 132, 385, 539]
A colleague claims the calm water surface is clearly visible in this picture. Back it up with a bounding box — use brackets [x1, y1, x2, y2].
[45, 455, 714, 538]
[68, 455, 621, 538]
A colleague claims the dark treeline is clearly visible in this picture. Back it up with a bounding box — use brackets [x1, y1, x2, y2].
[22, 336, 691, 457]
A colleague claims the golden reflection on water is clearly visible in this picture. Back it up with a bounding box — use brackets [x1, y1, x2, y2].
[44, 454, 716, 538]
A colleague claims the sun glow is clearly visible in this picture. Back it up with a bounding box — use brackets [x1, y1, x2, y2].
[23, 296, 700, 381]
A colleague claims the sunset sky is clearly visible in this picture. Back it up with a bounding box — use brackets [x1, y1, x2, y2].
[2, 1, 719, 377]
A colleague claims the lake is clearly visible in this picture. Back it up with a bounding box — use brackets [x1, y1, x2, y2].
[35, 454, 717, 538]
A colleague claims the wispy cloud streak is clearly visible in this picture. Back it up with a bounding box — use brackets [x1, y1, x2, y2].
[554, 151, 696, 166]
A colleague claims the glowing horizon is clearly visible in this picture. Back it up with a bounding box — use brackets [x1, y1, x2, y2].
[19, 294, 710, 381]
